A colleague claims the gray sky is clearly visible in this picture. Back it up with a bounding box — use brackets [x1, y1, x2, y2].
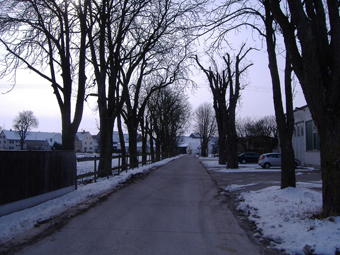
[0, 33, 307, 136]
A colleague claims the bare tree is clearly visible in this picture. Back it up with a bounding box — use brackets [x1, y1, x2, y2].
[264, 2, 296, 188]
[87, 0, 203, 172]
[236, 115, 278, 153]
[195, 44, 253, 168]
[147, 87, 191, 158]
[193, 102, 217, 157]
[13, 110, 38, 149]
[239, 116, 277, 138]
[0, 0, 90, 150]
[204, 0, 297, 186]
[119, 0, 203, 168]
[268, 0, 340, 216]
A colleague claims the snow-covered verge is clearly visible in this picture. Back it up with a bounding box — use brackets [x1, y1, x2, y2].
[200, 158, 339, 255]
[237, 186, 340, 255]
[0, 156, 180, 245]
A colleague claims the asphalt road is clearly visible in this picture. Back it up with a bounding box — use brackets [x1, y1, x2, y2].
[18, 155, 263, 255]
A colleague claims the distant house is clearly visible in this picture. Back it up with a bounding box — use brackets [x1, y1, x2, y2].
[0, 130, 21, 150]
[0, 130, 62, 151]
[76, 131, 95, 153]
[177, 135, 201, 155]
[292, 105, 321, 168]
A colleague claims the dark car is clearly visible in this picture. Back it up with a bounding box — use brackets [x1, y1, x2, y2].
[238, 152, 261, 164]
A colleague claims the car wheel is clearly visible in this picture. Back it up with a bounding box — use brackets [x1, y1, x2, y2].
[241, 159, 247, 164]
[264, 163, 271, 169]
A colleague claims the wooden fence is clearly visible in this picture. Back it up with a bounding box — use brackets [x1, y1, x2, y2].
[0, 151, 76, 206]
[76, 152, 176, 182]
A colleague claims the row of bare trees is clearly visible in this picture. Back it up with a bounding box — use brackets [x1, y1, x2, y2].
[194, 45, 253, 168]
[197, 0, 340, 216]
[0, 0, 204, 174]
[236, 116, 277, 139]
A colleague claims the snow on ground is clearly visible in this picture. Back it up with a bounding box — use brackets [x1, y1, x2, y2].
[237, 186, 340, 255]
[201, 158, 340, 255]
[0, 156, 180, 245]
[201, 157, 316, 173]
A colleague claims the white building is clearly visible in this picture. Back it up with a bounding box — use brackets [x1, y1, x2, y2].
[76, 131, 95, 153]
[292, 105, 321, 168]
[0, 130, 62, 151]
[177, 136, 201, 155]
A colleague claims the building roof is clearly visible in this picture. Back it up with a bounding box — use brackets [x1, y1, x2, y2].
[76, 131, 93, 141]
[177, 137, 201, 149]
[189, 133, 202, 138]
[2, 130, 62, 144]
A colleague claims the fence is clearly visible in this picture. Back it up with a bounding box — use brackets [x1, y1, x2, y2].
[0, 151, 76, 216]
[76, 152, 176, 182]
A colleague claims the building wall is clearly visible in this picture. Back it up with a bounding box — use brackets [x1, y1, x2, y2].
[0, 131, 22, 150]
[80, 133, 95, 153]
[292, 106, 321, 168]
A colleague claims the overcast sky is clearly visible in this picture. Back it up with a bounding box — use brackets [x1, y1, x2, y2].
[0, 29, 306, 136]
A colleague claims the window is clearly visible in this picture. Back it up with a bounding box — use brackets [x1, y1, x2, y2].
[306, 121, 320, 151]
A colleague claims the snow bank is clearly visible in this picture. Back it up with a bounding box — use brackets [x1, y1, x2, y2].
[237, 186, 340, 255]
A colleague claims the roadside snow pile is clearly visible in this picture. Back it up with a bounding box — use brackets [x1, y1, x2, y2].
[0, 156, 180, 245]
[237, 186, 340, 255]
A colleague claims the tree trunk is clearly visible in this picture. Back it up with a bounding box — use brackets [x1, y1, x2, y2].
[149, 122, 155, 163]
[20, 138, 25, 150]
[218, 135, 227, 164]
[280, 137, 296, 188]
[128, 125, 138, 168]
[155, 137, 161, 161]
[226, 115, 238, 168]
[265, 5, 296, 188]
[320, 116, 340, 216]
[141, 118, 147, 165]
[118, 115, 126, 171]
[98, 117, 113, 177]
[216, 110, 227, 164]
[201, 137, 207, 157]
[61, 115, 76, 151]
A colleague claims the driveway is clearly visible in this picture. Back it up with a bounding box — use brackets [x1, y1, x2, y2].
[199, 158, 322, 194]
[17, 155, 266, 255]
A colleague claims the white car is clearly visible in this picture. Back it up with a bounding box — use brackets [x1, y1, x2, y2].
[258, 153, 301, 169]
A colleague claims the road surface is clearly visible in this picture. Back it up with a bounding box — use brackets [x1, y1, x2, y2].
[18, 155, 261, 255]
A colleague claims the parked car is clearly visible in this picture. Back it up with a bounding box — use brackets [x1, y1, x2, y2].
[238, 152, 261, 164]
[258, 153, 301, 169]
